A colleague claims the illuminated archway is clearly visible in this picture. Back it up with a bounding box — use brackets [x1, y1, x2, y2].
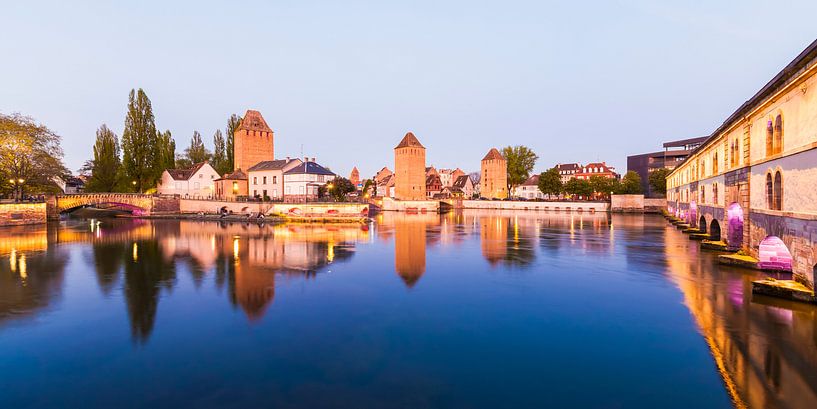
[758, 236, 792, 271]
[726, 202, 744, 248]
[688, 201, 697, 225]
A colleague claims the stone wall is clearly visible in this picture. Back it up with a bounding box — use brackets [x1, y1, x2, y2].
[381, 198, 440, 212]
[180, 199, 368, 216]
[0, 203, 47, 226]
[611, 195, 644, 212]
[461, 200, 608, 212]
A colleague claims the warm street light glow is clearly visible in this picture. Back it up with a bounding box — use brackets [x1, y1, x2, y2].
[18, 179, 24, 184]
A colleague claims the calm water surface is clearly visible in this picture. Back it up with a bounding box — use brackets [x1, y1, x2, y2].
[1, 211, 816, 408]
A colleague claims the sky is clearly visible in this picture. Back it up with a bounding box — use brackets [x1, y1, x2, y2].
[2, 0, 817, 179]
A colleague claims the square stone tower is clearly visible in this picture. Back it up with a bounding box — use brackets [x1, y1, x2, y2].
[394, 132, 426, 200]
[234, 110, 274, 171]
[481, 148, 507, 199]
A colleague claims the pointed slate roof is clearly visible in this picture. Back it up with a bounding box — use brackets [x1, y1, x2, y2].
[238, 110, 273, 133]
[395, 132, 424, 149]
[482, 148, 504, 161]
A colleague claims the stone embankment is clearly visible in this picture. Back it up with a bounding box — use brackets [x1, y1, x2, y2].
[0, 203, 47, 227]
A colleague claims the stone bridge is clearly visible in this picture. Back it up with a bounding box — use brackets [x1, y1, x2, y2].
[46, 194, 180, 219]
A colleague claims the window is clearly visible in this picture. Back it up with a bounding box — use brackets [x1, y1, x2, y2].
[273, 176, 277, 184]
[766, 173, 774, 209]
[253, 177, 257, 184]
[766, 119, 774, 156]
[773, 171, 782, 210]
[713, 153, 718, 174]
[773, 114, 783, 155]
[700, 186, 705, 203]
[263, 176, 267, 184]
[713, 183, 718, 204]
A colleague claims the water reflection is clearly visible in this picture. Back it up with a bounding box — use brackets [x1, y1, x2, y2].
[0, 225, 67, 328]
[664, 220, 817, 409]
[1, 213, 816, 409]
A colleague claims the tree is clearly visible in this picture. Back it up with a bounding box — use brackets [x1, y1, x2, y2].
[588, 175, 618, 200]
[328, 177, 356, 201]
[501, 145, 538, 192]
[156, 130, 176, 170]
[0, 113, 68, 197]
[564, 178, 592, 199]
[183, 130, 211, 165]
[85, 124, 121, 192]
[211, 129, 229, 175]
[648, 168, 670, 196]
[225, 114, 242, 171]
[537, 168, 562, 198]
[121, 88, 159, 193]
[619, 171, 643, 194]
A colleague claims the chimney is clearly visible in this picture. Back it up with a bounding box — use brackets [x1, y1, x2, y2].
[304, 156, 309, 162]
[311, 157, 316, 163]
[286, 156, 290, 161]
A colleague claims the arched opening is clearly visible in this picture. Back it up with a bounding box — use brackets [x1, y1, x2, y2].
[766, 119, 774, 156]
[774, 114, 783, 154]
[758, 236, 792, 271]
[709, 219, 721, 241]
[766, 173, 773, 209]
[699, 215, 707, 233]
[688, 201, 697, 225]
[726, 202, 744, 248]
[773, 171, 782, 211]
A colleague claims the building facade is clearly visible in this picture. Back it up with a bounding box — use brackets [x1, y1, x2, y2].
[349, 166, 360, 188]
[574, 162, 619, 180]
[667, 39, 817, 288]
[233, 109, 274, 172]
[247, 158, 302, 200]
[394, 132, 427, 200]
[214, 169, 248, 200]
[437, 168, 465, 187]
[157, 162, 220, 198]
[283, 159, 336, 202]
[426, 174, 443, 198]
[627, 136, 708, 196]
[512, 174, 545, 200]
[452, 174, 476, 198]
[480, 148, 507, 199]
[555, 163, 581, 183]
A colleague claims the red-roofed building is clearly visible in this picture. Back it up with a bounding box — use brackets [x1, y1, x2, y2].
[575, 162, 619, 180]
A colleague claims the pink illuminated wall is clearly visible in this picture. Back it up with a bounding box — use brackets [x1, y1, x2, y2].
[726, 203, 743, 247]
[758, 236, 793, 271]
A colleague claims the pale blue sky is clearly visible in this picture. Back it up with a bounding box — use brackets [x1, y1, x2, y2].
[2, 0, 816, 179]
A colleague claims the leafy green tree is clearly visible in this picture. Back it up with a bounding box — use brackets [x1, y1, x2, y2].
[588, 175, 620, 199]
[0, 113, 69, 197]
[619, 171, 643, 194]
[328, 177, 356, 201]
[156, 130, 176, 170]
[564, 178, 592, 199]
[183, 130, 211, 165]
[121, 88, 159, 193]
[211, 129, 229, 175]
[501, 145, 538, 193]
[85, 124, 121, 192]
[648, 168, 670, 196]
[537, 168, 562, 198]
[225, 114, 242, 171]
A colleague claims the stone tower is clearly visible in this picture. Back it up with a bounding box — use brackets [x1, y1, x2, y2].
[349, 167, 360, 187]
[394, 132, 426, 200]
[480, 148, 507, 199]
[233, 110, 274, 172]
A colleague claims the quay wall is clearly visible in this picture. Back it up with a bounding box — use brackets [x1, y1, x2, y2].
[381, 198, 440, 213]
[180, 199, 368, 216]
[0, 203, 47, 226]
[610, 195, 666, 213]
[461, 200, 608, 213]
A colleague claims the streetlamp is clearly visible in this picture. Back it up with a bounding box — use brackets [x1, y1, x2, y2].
[132, 180, 137, 193]
[9, 178, 25, 201]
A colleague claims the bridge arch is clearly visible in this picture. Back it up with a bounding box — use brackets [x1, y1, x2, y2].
[698, 215, 707, 233]
[758, 236, 793, 272]
[53, 194, 155, 216]
[709, 219, 721, 241]
[726, 202, 744, 249]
